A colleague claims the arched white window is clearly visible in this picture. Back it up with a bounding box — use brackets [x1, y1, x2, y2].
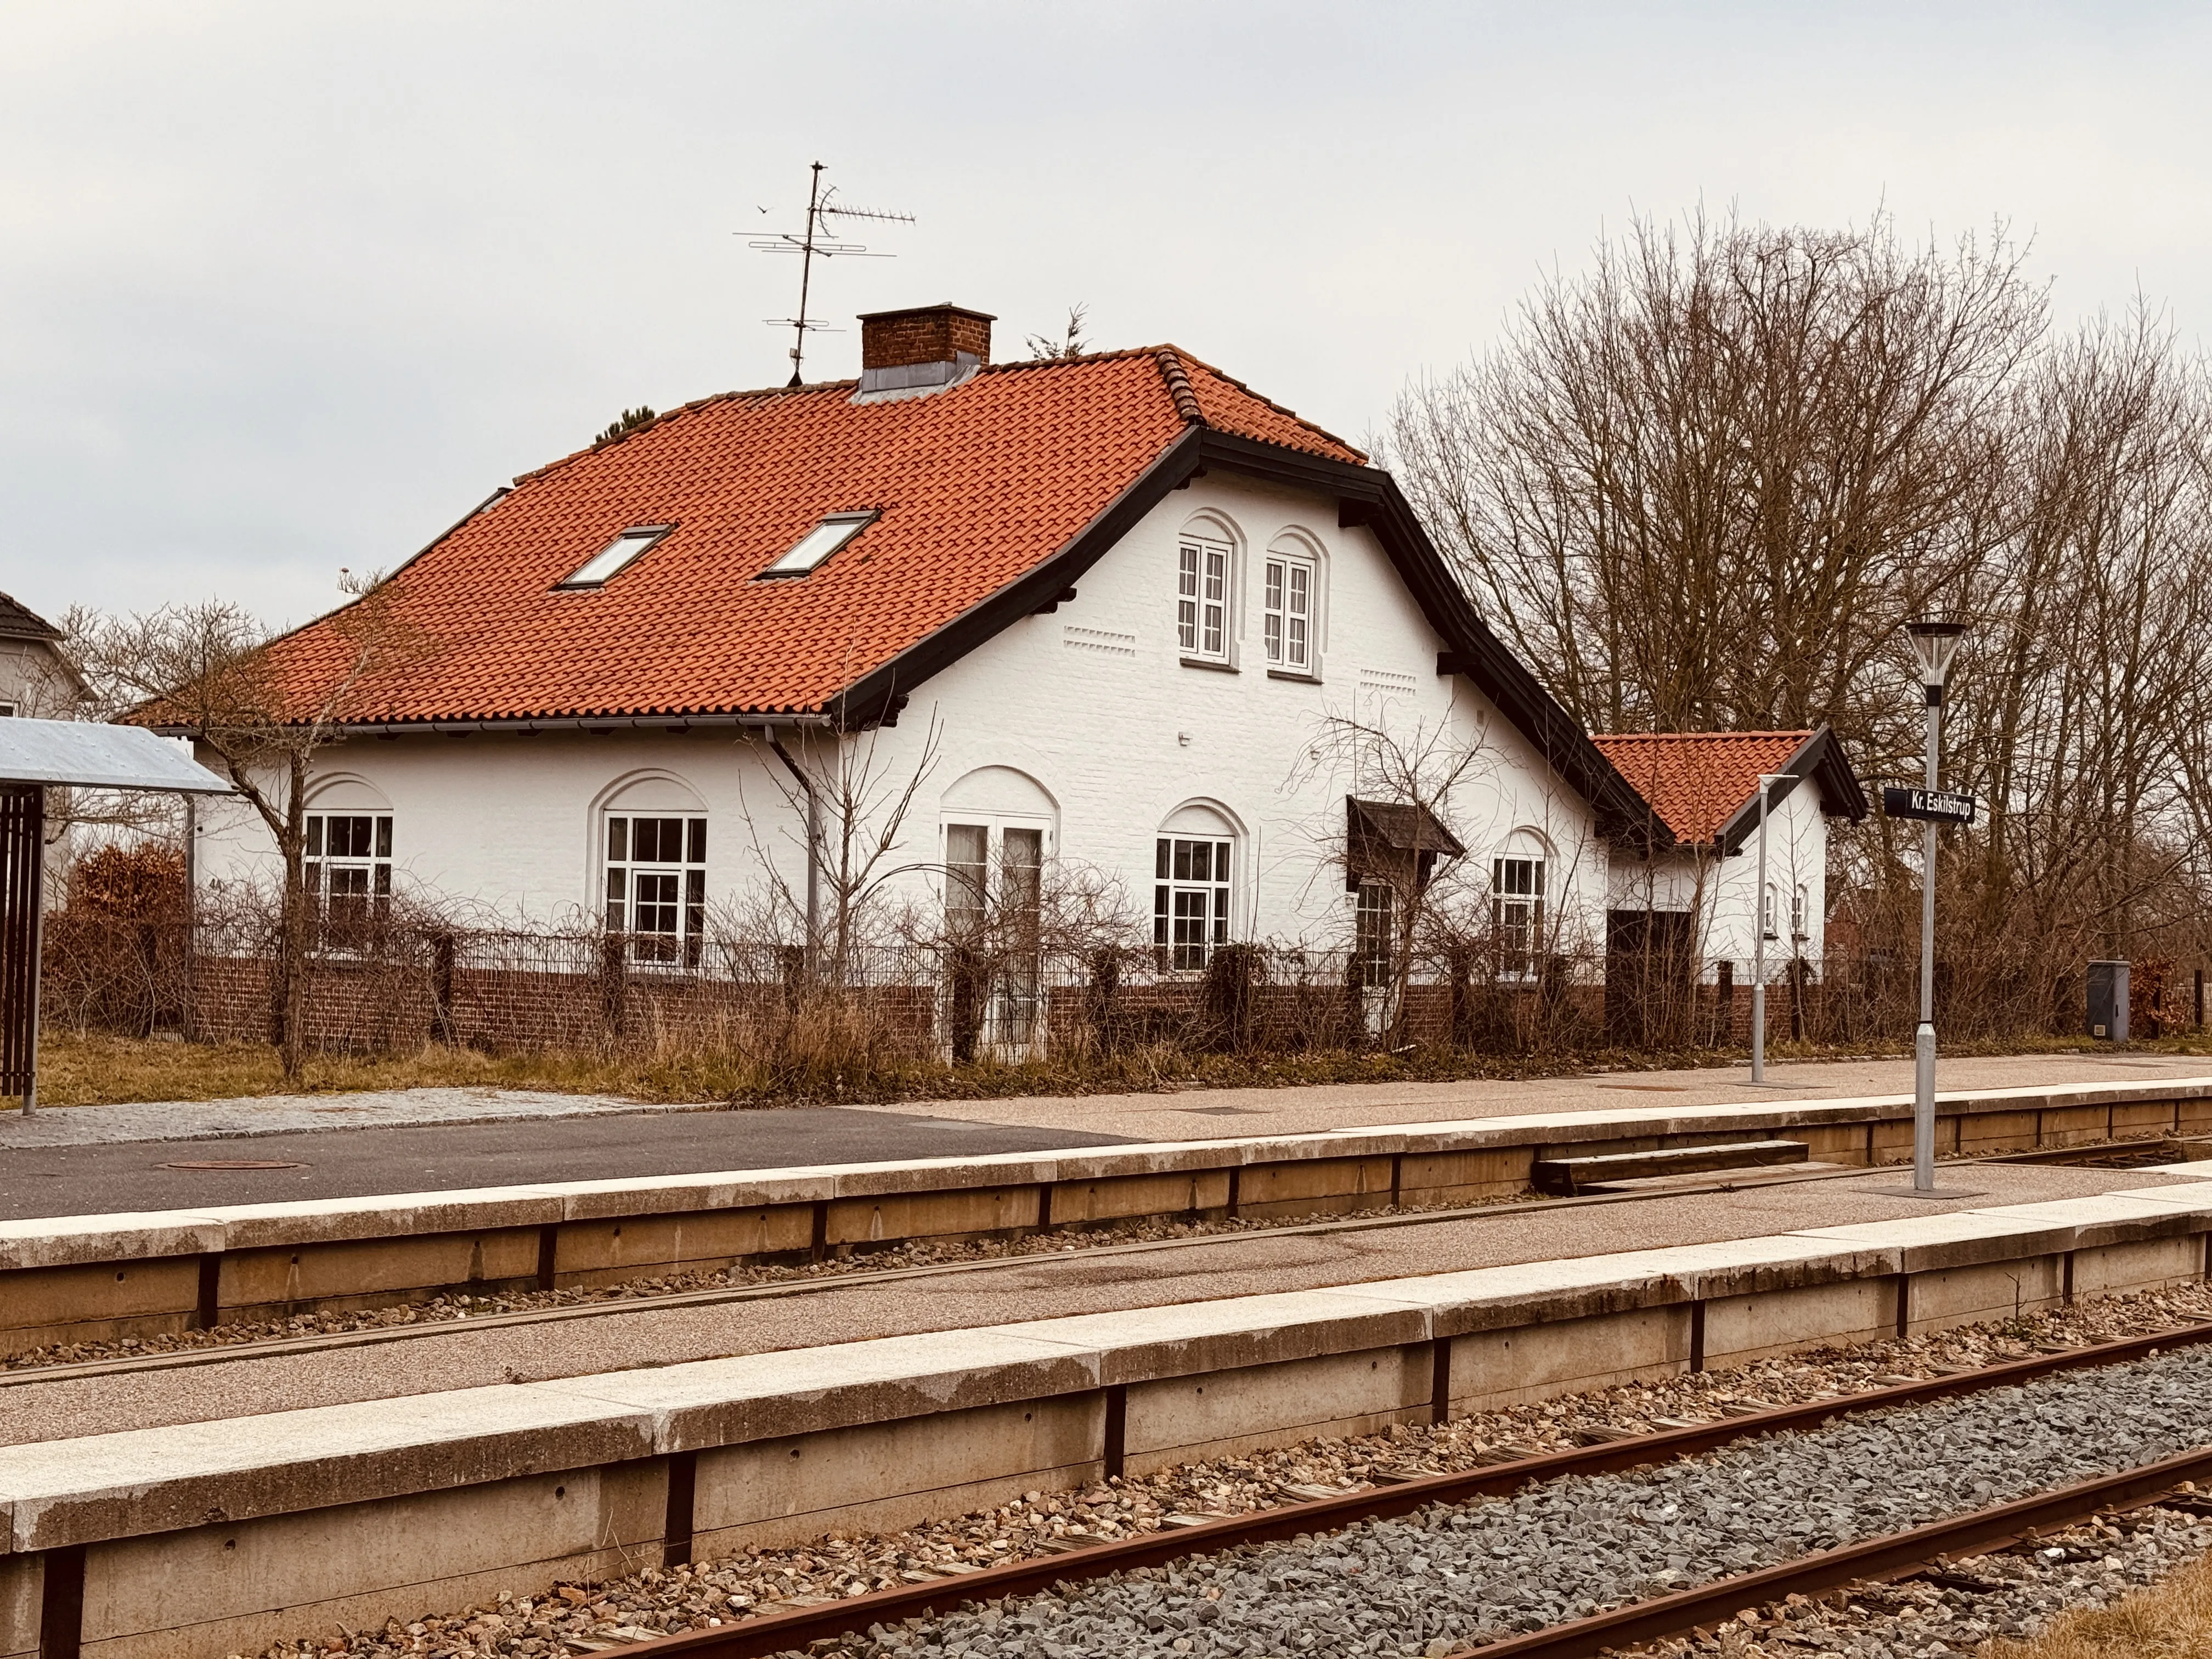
[940, 767, 1057, 937]
[1261, 531, 1324, 676]
[304, 776, 392, 932]
[600, 775, 708, 966]
[1176, 516, 1239, 667]
[1492, 830, 1549, 981]
[940, 768, 1058, 1048]
[1155, 802, 1237, 970]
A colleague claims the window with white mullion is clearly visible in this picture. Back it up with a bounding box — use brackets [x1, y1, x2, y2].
[1154, 835, 1233, 970]
[1177, 537, 1231, 663]
[1263, 553, 1313, 672]
[605, 814, 707, 967]
[1492, 854, 1545, 980]
[304, 812, 393, 933]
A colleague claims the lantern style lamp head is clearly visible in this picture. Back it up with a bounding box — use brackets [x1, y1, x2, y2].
[1906, 618, 1967, 699]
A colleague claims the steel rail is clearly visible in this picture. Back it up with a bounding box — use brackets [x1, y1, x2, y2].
[1463, 1445, 2212, 1657]
[0, 1160, 1894, 1389]
[611, 1319, 2212, 1659]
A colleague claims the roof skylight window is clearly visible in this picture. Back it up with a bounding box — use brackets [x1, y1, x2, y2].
[557, 526, 672, 589]
[759, 511, 876, 579]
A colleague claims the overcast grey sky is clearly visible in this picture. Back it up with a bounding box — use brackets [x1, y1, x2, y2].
[3, 2, 2205, 629]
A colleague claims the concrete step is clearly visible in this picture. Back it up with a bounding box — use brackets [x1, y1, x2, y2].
[1532, 1138, 1809, 1195]
[1577, 1160, 1850, 1195]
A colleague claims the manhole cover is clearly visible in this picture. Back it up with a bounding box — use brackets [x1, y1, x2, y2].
[158, 1159, 307, 1171]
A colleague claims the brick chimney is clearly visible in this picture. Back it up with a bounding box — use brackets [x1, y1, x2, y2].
[854, 303, 995, 401]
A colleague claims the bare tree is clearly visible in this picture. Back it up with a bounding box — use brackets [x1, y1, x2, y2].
[1389, 210, 2042, 759]
[1392, 208, 2212, 1038]
[77, 574, 422, 1074]
[1297, 710, 1496, 1048]
[742, 717, 943, 988]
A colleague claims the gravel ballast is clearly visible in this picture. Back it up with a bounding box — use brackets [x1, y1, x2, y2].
[862, 1343, 2212, 1659]
[1644, 1503, 2212, 1656]
[226, 1284, 2212, 1659]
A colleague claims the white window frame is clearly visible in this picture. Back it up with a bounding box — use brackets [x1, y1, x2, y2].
[1762, 882, 1780, 943]
[1155, 833, 1233, 970]
[1176, 534, 1233, 665]
[1791, 882, 1810, 943]
[942, 819, 1050, 1050]
[942, 820, 1048, 935]
[1262, 548, 1317, 675]
[304, 811, 393, 936]
[604, 812, 707, 967]
[557, 524, 672, 590]
[759, 511, 876, 580]
[1492, 854, 1545, 981]
[0, 701, 16, 718]
[1354, 879, 1395, 989]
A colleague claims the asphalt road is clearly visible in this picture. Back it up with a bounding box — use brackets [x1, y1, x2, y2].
[0, 1107, 1135, 1221]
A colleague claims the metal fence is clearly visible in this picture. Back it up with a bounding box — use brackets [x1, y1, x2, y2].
[33, 909, 2186, 1063]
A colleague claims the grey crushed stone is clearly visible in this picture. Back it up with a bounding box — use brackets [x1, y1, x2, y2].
[1657, 1504, 2212, 1655]
[864, 1345, 2212, 1659]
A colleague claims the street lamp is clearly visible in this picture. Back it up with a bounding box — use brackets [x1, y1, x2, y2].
[1750, 772, 1789, 1084]
[1905, 618, 1967, 1193]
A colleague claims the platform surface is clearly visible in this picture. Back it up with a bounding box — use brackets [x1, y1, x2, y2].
[2, 1050, 2203, 1221]
[4, 1158, 2196, 1451]
[869, 1051, 2212, 1141]
[0, 1106, 1134, 1222]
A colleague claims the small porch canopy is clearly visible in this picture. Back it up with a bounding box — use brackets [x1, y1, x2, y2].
[1, 718, 232, 1114]
[1345, 796, 1468, 891]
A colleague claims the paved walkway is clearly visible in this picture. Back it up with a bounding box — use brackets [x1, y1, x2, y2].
[0, 1087, 696, 1149]
[4, 1158, 2193, 1448]
[0, 1108, 1131, 1223]
[4, 1051, 2203, 1223]
[870, 1051, 2212, 1142]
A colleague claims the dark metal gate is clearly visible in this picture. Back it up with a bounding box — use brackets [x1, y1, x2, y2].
[1, 785, 44, 1103]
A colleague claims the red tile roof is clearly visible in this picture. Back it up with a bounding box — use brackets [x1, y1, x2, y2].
[1588, 731, 1816, 843]
[240, 348, 1363, 727]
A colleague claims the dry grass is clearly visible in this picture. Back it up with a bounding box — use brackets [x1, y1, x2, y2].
[25, 1033, 644, 1107]
[23, 1031, 1609, 1109]
[1984, 1548, 2212, 1657]
[16, 1028, 2212, 1112]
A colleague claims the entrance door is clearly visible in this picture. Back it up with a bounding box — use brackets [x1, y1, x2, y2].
[1606, 909, 1696, 1049]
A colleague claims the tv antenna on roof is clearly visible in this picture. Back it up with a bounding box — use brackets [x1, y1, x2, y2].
[747, 161, 914, 387]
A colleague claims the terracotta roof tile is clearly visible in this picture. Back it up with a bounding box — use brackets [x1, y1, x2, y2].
[1588, 731, 1815, 843]
[244, 346, 1358, 727]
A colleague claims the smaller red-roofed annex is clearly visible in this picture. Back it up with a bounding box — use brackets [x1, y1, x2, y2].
[1593, 727, 1867, 974]
[173, 303, 1862, 999]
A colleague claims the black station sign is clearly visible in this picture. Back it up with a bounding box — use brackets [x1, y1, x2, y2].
[1882, 786, 1977, 825]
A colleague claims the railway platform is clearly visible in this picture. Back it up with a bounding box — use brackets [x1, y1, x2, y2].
[9, 1055, 2212, 1658]
[6, 1049, 2204, 1222]
[6, 1153, 2212, 1659]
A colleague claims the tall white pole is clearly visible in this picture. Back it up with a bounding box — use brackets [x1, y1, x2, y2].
[1751, 780, 1770, 1083]
[1914, 696, 1941, 1192]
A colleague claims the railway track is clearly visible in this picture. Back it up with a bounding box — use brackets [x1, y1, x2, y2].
[0, 1159, 1892, 1387]
[605, 1319, 2212, 1659]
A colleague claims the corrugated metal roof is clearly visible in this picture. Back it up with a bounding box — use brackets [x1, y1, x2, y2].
[0, 719, 231, 792]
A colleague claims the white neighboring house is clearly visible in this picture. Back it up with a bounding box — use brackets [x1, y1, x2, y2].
[1592, 728, 1867, 979]
[0, 593, 82, 722]
[177, 304, 1685, 991]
